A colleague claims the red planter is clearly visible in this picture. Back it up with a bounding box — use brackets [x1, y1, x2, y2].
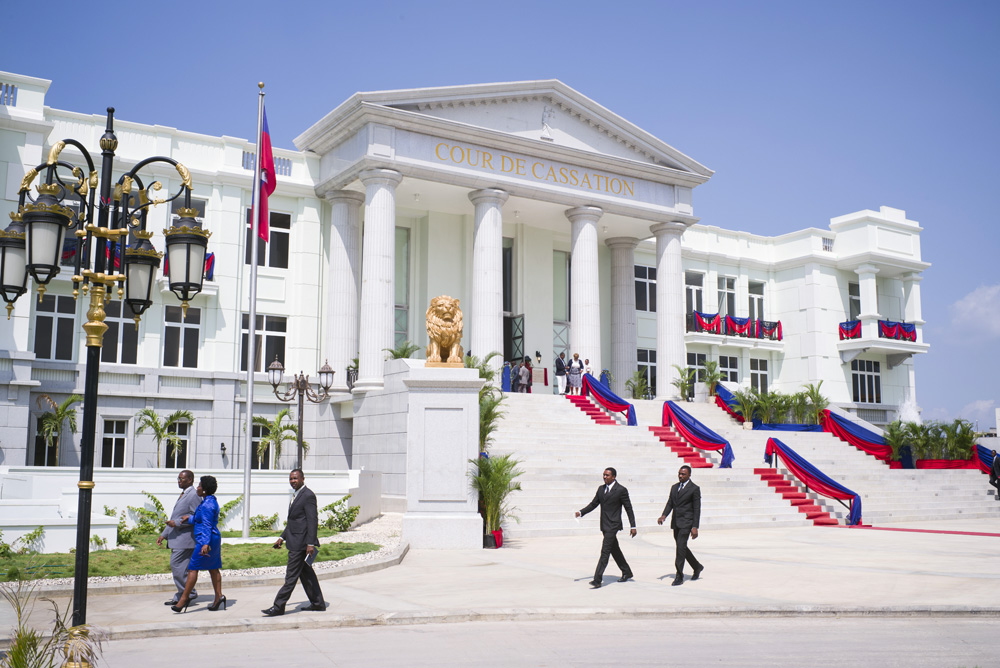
[491, 528, 503, 548]
[914, 459, 978, 469]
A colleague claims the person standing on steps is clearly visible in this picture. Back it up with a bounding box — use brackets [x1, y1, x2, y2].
[658, 465, 703, 586]
[990, 450, 1000, 500]
[262, 469, 326, 616]
[158, 469, 201, 607]
[576, 467, 636, 588]
[555, 352, 567, 395]
[567, 352, 584, 396]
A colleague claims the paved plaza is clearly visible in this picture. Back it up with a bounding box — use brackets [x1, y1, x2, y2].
[3, 515, 999, 665]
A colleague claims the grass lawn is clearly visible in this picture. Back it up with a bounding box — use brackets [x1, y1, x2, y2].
[1, 534, 380, 580]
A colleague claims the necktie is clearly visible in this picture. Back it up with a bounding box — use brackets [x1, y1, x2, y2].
[678, 483, 685, 493]
[605, 485, 611, 494]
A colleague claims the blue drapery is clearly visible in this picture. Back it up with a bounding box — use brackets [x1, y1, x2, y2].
[821, 410, 891, 461]
[765, 438, 863, 525]
[663, 401, 734, 467]
[501, 363, 511, 392]
[599, 370, 611, 388]
[975, 444, 996, 474]
[752, 420, 824, 432]
[582, 373, 637, 425]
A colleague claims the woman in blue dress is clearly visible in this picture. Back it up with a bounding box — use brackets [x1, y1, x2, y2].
[171, 475, 225, 612]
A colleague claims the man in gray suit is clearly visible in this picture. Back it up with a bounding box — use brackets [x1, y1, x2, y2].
[262, 469, 326, 616]
[157, 469, 201, 605]
[658, 465, 703, 586]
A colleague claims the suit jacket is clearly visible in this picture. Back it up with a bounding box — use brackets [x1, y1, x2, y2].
[661, 481, 701, 530]
[992, 455, 1000, 479]
[281, 485, 320, 551]
[555, 357, 566, 376]
[580, 482, 636, 533]
[160, 485, 200, 549]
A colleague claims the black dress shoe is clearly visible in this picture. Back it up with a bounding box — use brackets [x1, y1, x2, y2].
[671, 576, 684, 586]
[692, 565, 704, 581]
[589, 580, 602, 588]
[618, 574, 633, 583]
[164, 599, 179, 606]
[261, 605, 285, 617]
[306, 602, 326, 611]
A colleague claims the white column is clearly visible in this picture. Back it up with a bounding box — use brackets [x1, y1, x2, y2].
[323, 189, 365, 392]
[566, 206, 603, 374]
[355, 169, 402, 393]
[468, 189, 508, 370]
[856, 264, 880, 339]
[651, 222, 687, 399]
[902, 272, 924, 343]
[605, 236, 639, 397]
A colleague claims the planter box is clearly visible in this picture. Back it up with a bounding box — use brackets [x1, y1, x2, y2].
[914, 459, 978, 469]
[483, 528, 504, 549]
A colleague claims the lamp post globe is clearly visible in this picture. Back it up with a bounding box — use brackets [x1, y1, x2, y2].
[0, 215, 28, 318]
[268, 357, 285, 389]
[22, 182, 72, 286]
[123, 230, 161, 321]
[318, 360, 335, 391]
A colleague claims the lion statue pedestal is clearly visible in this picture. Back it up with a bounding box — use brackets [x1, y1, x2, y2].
[425, 295, 464, 367]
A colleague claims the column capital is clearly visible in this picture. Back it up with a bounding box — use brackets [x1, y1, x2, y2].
[469, 188, 509, 207]
[565, 205, 603, 224]
[322, 189, 366, 206]
[855, 263, 880, 276]
[359, 168, 403, 189]
[650, 221, 688, 238]
[604, 236, 640, 250]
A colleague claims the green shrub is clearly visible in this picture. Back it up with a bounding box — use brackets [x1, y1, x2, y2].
[126, 491, 167, 535]
[218, 494, 244, 528]
[250, 513, 278, 531]
[321, 495, 360, 532]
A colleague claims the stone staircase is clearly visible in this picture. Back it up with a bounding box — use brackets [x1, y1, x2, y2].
[490, 393, 1000, 537]
[754, 468, 840, 526]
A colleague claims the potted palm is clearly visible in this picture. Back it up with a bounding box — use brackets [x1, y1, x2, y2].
[625, 370, 649, 400]
[702, 360, 722, 399]
[670, 364, 695, 401]
[884, 420, 914, 468]
[731, 388, 759, 429]
[804, 381, 828, 425]
[469, 453, 523, 548]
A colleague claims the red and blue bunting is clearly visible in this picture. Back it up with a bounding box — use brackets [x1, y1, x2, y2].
[714, 384, 744, 423]
[756, 320, 783, 340]
[821, 410, 892, 462]
[839, 320, 861, 340]
[663, 400, 735, 467]
[879, 320, 917, 342]
[725, 315, 753, 336]
[765, 437, 862, 525]
[582, 373, 637, 426]
[694, 311, 722, 334]
[975, 444, 996, 475]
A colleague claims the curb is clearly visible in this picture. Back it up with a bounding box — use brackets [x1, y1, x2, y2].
[27, 542, 409, 598]
[99, 605, 1000, 642]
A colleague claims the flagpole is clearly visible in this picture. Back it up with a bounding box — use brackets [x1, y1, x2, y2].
[242, 82, 266, 539]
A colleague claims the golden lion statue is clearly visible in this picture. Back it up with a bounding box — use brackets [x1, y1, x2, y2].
[426, 295, 464, 365]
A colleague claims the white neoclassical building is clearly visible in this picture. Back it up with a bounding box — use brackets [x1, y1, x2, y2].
[0, 71, 929, 497]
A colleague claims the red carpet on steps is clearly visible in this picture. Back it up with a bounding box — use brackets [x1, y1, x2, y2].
[754, 467, 840, 526]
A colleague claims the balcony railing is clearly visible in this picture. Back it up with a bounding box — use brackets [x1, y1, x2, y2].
[839, 320, 861, 340]
[839, 319, 917, 342]
[686, 312, 783, 341]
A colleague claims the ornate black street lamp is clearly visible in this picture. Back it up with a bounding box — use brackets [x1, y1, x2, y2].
[267, 357, 334, 469]
[9, 108, 210, 625]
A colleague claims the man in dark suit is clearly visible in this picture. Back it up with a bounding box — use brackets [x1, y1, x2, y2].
[555, 352, 567, 395]
[157, 469, 201, 606]
[576, 467, 637, 588]
[658, 465, 703, 586]
[989, 450, 1000, 500]
[262, 469, 326, 616]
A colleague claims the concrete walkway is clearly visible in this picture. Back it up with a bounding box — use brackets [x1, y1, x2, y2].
[4, 517, 999, 644]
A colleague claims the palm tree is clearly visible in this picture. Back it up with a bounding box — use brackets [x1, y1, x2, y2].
[883, 420, 910, 462]
[942, 418, 976, 460]
[468, 453, 523, 534]
[252, 408, 304, 468]
[804, 381, 828, 425]
[702, 360, 722, 397]
[731, 388, 759, 424]
[134, 408, 195, 468]
[384, 341, 421, 359]
[465, 352, 505, 451]
[790, 391, 810, 424]
[625, 369, 649, 400]
[36, 394, 83, 464]
[670, 364, 695, 401]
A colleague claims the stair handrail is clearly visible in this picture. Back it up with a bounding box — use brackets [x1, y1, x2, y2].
[662, 401, 735, 468]
[582, 373, 636, 426]
[765, 437, 863, 525]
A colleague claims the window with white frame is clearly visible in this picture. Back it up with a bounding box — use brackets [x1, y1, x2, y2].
[634, 265, 656, 312]
[34, 294, 76, 361]
[245, 210, 290, 269]
[718, 276, 736, 317]
[101, 419, 127, 468]
[685, 272, 703, 313]
[637, 348, 657, 397]
[848, 282, 861, 321]
[748, 281, 765, 322]
[750, 358, 768, 394]
[395, 227, 410, 347]
[719, 355, 738, 383]
[250, 423, 269, 470]
[165, 421, 190, 469]
[163, 305, 200, 368]
[241, 314, 286, 372]
[101, 300, 139, 365]
[687, 352, 706, 399]
[851, 359, 882, 404]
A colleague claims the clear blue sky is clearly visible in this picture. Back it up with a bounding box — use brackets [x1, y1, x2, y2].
[4, 0, 998, 429]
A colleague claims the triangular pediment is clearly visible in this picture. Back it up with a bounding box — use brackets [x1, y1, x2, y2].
[297, 80, 712, 178]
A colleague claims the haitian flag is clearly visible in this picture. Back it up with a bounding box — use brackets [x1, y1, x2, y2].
[839, 320, 861, 340]
[252, 108, 277, 243]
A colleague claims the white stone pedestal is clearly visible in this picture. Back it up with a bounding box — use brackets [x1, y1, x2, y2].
[401, 365, 484, 549]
